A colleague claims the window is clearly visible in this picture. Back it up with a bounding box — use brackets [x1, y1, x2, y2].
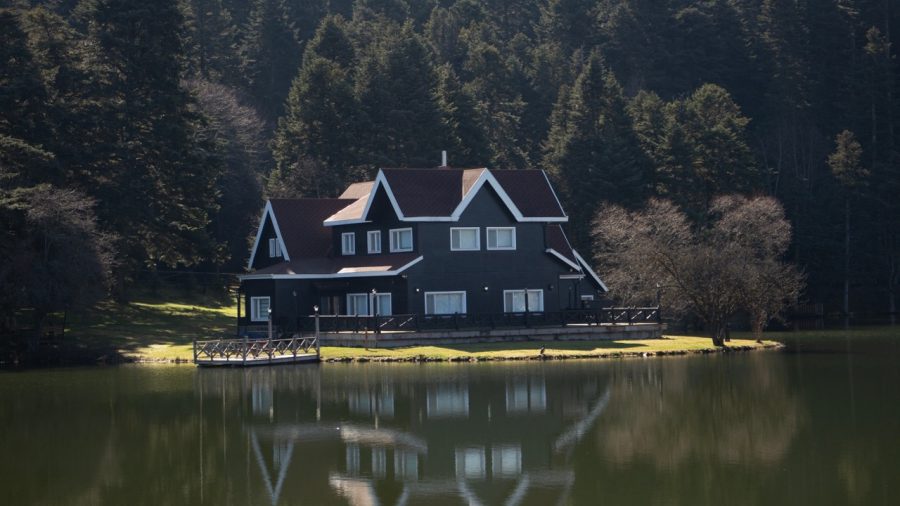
[250, 296, 270, 322]
[367, 230, 381, 254]
[390, 228, 413, 252]
[346, 293, 368, 315]
[373, 293, 392, 316]
[503, 289, 544, 313]
[450, 227, 480, 251]
[425, 291, 467, 315]
[268, 238, 282, 258]
[487, 227, 516, 250]
[342, 232, 355, 255]
[346, 293, 392, 316]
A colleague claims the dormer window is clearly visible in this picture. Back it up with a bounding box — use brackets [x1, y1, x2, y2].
[390, 228, 413, 252]
[450, 227, 480, 251]
[487, 227, 516, 250]
[342, 232, 356, 255]
[367, 230, 382, 254]
[268, 238, 282, 258]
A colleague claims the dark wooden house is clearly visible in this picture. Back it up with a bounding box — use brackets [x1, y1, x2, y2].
[237, 167, 607, 333]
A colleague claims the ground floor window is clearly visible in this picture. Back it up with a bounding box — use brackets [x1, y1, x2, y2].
[346, 292, 392, 316]
[425, 291, 466, 315]
[503, 289, 543, 313]
[250, 296, 271, 322]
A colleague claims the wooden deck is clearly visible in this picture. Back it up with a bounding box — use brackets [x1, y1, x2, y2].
[194, 335, 319, 367]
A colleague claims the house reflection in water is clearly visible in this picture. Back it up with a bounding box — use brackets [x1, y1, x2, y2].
[194, 366, 609, 505]
[426, 384, 469, 418]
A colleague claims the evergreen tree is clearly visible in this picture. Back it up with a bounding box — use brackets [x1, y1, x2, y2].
[271, 15, 359, 197]
[543, 50, 649, 249]
[182, 0, 241, 82]
[434, 63, 491, 166]
[239, 0, 301, 119]
[85, 0, 222, 271]
[355, 22, 448, 167]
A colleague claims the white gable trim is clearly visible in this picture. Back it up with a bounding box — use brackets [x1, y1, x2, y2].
[247, 201, 291, 269]
[545, 248, 581, 271]
[542, 169, 568, 219]
[324, 169, 568, 225]
[323, 171, 405, 227]
[238, 256, 424, 280]
[573, 250, 608, 292]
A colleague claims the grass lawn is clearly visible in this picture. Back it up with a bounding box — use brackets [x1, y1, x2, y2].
[64, 289, 237, 362]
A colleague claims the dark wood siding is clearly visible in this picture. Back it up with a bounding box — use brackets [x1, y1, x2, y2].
[250, 216, 285, 270]
[407, 185, 584, 314]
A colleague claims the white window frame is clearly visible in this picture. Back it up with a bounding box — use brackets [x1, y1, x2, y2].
[450, 227, 480, 251]
[390, 227, 413, 252]
[341, 232, 356, 255]
[268, 238, 282, 258]
[250, 296, 270, 322]
[424, 291, 467, 315]
[346, 293, 368, 315]
[486, 227, 516, 250]
[503, 289, 544, 313]
[372, 293, 392, 316]
[367, 230, 382, 254]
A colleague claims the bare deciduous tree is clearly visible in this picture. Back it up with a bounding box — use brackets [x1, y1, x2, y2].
[593, 195, 803, 346]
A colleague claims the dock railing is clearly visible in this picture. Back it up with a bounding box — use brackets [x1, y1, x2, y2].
[296, 307, 661, 334]
[193, 335, 319, 365]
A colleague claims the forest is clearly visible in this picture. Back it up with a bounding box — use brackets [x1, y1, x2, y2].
[1, 0, 898, 331]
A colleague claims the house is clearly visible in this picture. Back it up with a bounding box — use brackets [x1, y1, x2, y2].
[237, 167, 608, 333]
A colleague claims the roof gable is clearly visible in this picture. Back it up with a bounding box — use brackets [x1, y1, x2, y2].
[249, 198, 355, 269]
[324, 168, 567, 226]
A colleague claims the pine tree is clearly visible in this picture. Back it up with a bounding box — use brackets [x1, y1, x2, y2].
[271, 15, 359, 197]
[543, 50, 649, 249]
[86, 0, 222, 270]
[239, 0, 301, 119]
[355, 22, 448, 167]
[182, 0, 241, 82]
[434, 63, 491, 166]
[0, 8, 54, 185]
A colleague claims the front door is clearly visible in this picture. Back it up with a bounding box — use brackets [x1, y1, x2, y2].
[318, 295, 341, 315]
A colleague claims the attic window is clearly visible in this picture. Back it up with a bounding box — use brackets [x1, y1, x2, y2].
[342, 232, 356, 255]
[268, 238, 282, 258]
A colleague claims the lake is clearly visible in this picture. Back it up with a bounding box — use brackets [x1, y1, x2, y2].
[1, 333, 898, 505]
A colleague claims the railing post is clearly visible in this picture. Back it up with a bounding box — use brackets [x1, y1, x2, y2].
[656, 306, 662, 324]
[192, 339, 198, 364]
[626, 308, 631, 325]
[242, 335, 248, 365]
[314, 306, 321, 360]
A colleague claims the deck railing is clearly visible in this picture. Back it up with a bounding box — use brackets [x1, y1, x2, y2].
[294, 307, 660, 334]
[194, 335, 319, 364]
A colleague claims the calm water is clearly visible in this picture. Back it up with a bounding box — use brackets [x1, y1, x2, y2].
[1, 335, 899, 506]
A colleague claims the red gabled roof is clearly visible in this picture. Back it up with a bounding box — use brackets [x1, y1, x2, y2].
[545, 224, 578, 267]
[269, 199, 355, 258]
[324, 167, 567, 223]
[491, 169, 566, 218]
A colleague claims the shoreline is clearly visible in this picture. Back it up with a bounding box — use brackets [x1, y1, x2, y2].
[120, 336, 783, 366]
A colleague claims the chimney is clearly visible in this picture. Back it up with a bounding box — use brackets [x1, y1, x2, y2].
[441, 150, 448, 167]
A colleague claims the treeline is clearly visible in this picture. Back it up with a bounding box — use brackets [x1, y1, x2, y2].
[1, 0, 898, 320]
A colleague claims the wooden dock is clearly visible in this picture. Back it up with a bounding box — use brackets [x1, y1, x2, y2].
[194, 335, 319, 367]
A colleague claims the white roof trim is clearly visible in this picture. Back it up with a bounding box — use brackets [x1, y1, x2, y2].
[323, 171, 405, 227]
[247, 201, 291, 269]
[542, 169, 568, 219]
[323, 169, 568, 225]
[239, 256, 423, 280]
[546, 248, 581, 271]
[573, 250, 608, 292]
